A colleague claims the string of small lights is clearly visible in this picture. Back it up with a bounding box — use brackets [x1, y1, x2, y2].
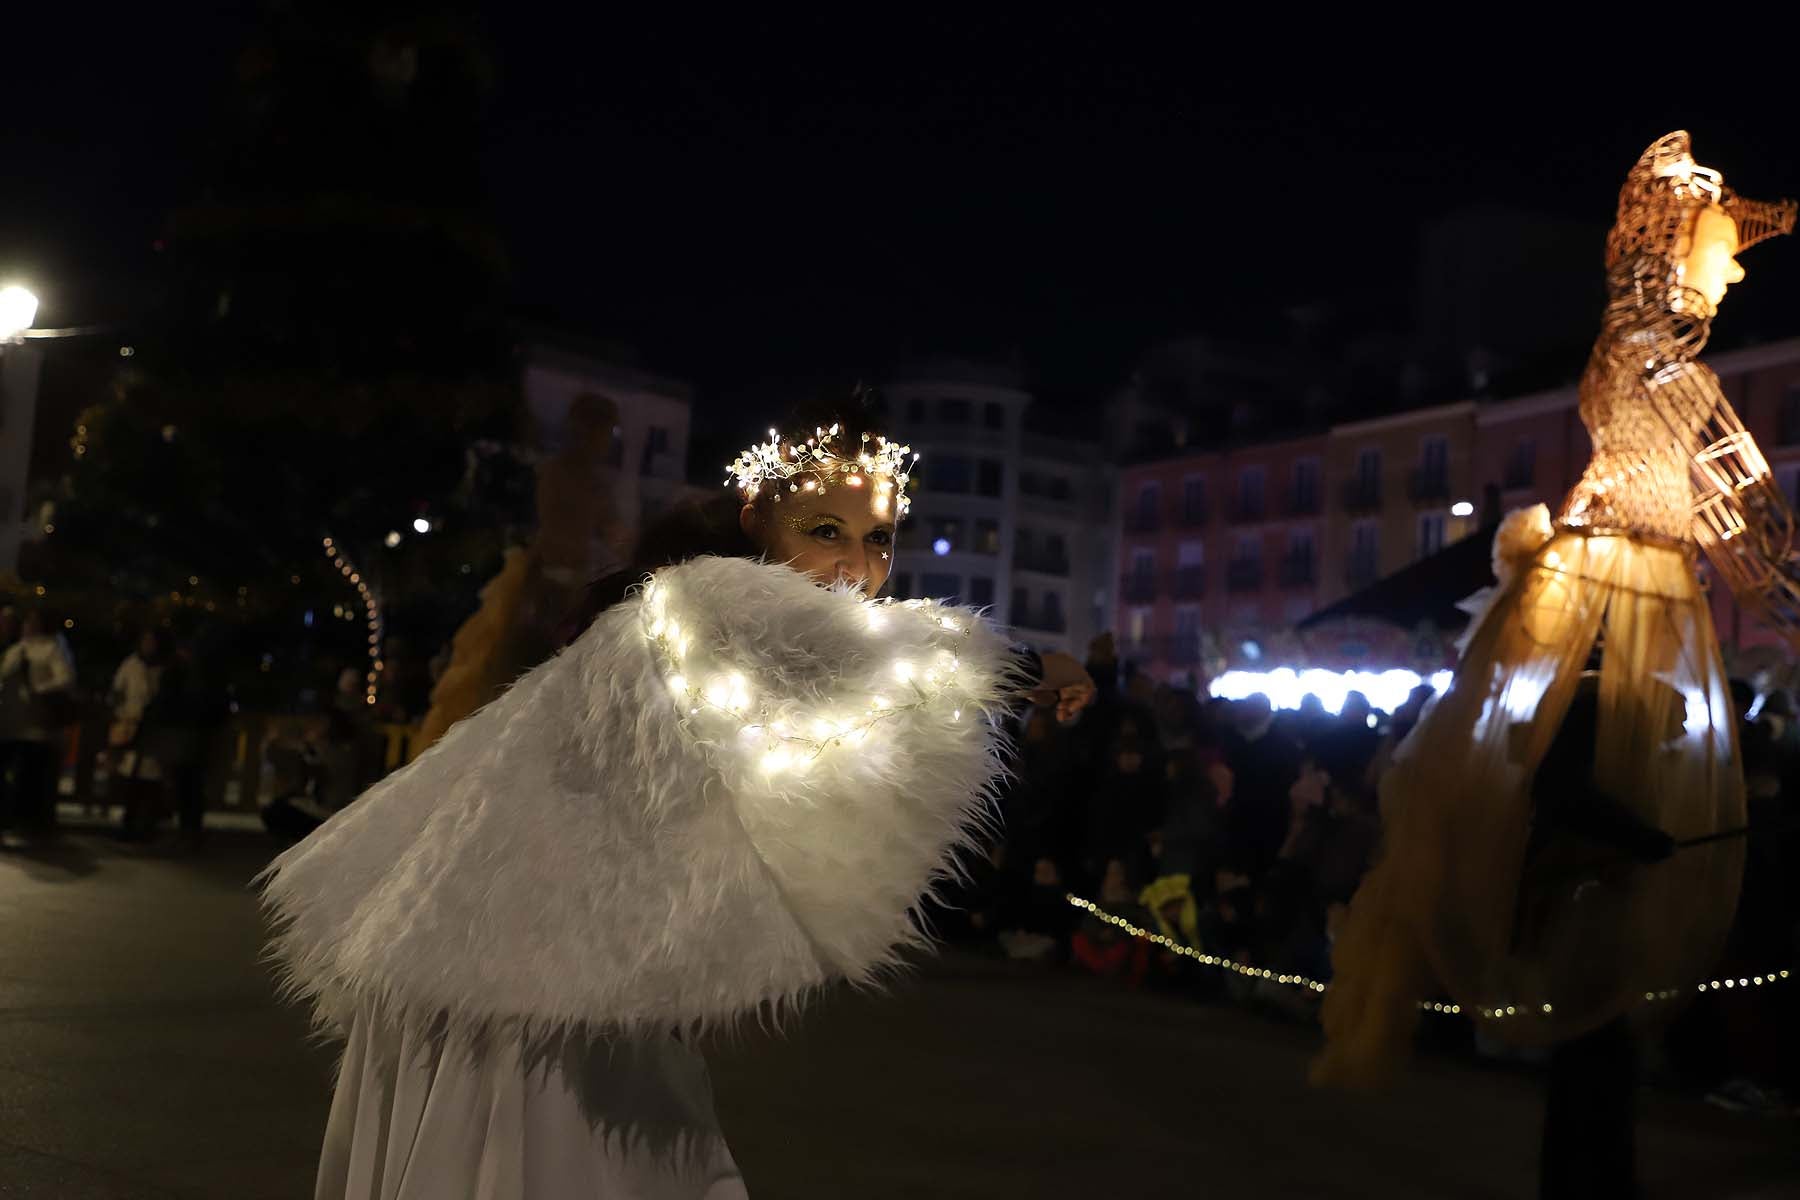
[724, 423, 918, 519]
[321, 537, 384, 706]
[643, 577, 974, 774]
[1066, 894, 1791, 1020]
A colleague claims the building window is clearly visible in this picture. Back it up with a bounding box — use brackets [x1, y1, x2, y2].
[974, 518, 1000, 555]
[1283, 529, 1315, 587]
[1048, 476, 1072, 502]
[1356, 447, 1381, 488]
[1042, 591, 1065, 631]
[1291, 458, 1320, 514]
[969, 575, 995, 608]
[640, 425, 673, 475]
[1420, 434, 1448, 479]
[1228, 534, 1262, 592]
[1417, 511, 1446, 558]
[1236, 465, 1266, 522]
[1349, 519, 1380, 587]
[984, 402, 1006, 430]
[921, 572, 960, 601]
[1182, 475, 1208, 525]
[1128, 607, 1150, 652]
[1131, 481, 1162, 532]
[1781, 386, 1800, 446]
[927, 455, 972, 493]
[927, 517, 964, 553]
[1020, 470, 1042, 496]
[1173, 605, 1201, 665]
[1505, 437, 1537, 489]
[936, 397, 972, 424]
[1125, 548, 1157, 602]
[977, 459, 1004, 497]
[907, 398, 925, 423]
[1012, 586, 1030, 623]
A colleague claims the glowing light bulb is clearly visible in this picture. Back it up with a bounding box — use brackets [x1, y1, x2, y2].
[892, 660, 914, 683]
[667, 674, 688, 697]
[705, 678, 732, 708]
[413, 517, 431, 534]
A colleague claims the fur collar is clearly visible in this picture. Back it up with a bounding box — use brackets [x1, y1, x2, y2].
[258, 556, 1021, 1047]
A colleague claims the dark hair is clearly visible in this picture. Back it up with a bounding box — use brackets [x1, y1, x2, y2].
[558, 384, 891, 644]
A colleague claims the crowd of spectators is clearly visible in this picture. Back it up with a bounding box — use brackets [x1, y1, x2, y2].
[933, 635, 1800, 1114]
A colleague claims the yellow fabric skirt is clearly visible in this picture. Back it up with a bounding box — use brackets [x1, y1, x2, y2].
[1314, 529, 1745, 1086]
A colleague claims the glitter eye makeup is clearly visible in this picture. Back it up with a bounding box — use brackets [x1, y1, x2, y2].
[781, 511, 840, 537]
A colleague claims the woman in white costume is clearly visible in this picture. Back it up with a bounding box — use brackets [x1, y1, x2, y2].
[259, 396, 1094, 1199]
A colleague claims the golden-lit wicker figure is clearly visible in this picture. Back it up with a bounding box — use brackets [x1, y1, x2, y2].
[1314, 132, 1796, 1086]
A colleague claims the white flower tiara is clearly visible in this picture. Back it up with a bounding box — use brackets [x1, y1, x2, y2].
[724, 423, 919, 519]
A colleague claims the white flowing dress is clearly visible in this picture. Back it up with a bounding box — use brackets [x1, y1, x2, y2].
[318, 1003, 746, 1199]
[260, 555, 1019, 1199]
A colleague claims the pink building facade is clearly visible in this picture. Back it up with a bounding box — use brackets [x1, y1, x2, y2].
[1118, 336, 1800, 686]
[1117, 433, 1326, 683]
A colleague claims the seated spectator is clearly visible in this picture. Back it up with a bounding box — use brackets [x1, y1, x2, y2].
[996, 856, 1078, 963]
[1083, 732, 1166, 886]
[1071, 858, 1152, 986]
[1157, 746, 1226, 880]
[1222, 694, 1300, 875]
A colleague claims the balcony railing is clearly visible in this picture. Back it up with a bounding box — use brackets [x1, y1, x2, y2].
[1166, 637, 1202, 666]
[1341, 479, 1382, 512]
[1281, 488, 1321, 517]
[1226, 559, 1264, 592]
[1014, 608, 1068, 634]
[1409, 468, 1450, 504]
[1172, 565, 1206, 599]
[1228, 500, 1268, 524]
[1279, 556, 1316, 588]
[1124, 508, 1163, 534]
[1176, 499, 1210, 529]
[1016, 552, 1071, 576]
[1121, 572, 1158, 604]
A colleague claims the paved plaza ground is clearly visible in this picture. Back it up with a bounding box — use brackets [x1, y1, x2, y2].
[0, 831, 1793, 1198]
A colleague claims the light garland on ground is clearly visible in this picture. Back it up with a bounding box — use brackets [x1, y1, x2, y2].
[724, 424, 919, 519]
[322, 536, 384, 706]
[642, 577, 973, 774]
[1066, 894, 1791, 1020]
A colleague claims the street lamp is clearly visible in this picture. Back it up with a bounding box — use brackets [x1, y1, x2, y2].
[0, 286, 38, 341]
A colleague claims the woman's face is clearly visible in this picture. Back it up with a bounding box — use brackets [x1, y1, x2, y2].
[741, 484, 896, 594]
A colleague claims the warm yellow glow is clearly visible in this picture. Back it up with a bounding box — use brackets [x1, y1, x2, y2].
[1677, 204, 1745, 308]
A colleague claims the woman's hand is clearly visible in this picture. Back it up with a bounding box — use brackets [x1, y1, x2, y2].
[1028, 651, 1096, 722]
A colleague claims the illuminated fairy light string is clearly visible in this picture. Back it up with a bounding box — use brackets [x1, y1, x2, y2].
[322, 537, 384, 706]
[724, 423, 919, 520]
[642, 577, 976, 774]
[1066, 895, 1791, 1020]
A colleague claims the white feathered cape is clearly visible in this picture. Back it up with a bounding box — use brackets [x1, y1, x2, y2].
[258, 555, 1022, 1048]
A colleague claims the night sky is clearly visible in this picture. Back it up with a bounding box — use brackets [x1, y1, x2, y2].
[7, 11, 1800, 418]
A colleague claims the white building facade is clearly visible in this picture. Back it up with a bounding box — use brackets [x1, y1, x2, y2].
[884, 362, 1110, 657]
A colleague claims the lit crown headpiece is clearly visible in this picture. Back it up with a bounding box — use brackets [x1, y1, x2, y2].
[725, 423, 919, 519]
[1607, 130, 1796, 271]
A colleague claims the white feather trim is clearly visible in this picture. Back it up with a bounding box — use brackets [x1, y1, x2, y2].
[257, 556, 1022, 1048]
